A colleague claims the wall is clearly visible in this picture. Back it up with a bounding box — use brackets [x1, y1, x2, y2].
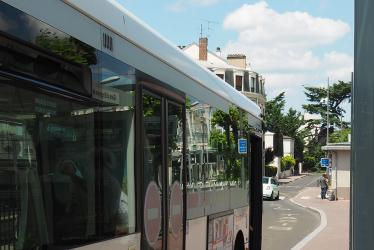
[227, 57, 246, 69]
[264, 133, 295, 178]
[330, 150, 351, 200]
[283, 138, 295, 157]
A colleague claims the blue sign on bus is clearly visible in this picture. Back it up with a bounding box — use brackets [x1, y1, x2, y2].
[320, 158, 330, 168]
[238, 139, 247, 154]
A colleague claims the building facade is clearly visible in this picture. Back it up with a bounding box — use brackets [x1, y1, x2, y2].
[182, 38, 266, 113]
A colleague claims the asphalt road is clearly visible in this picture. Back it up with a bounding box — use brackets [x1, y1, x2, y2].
[262, 174, 321, 250]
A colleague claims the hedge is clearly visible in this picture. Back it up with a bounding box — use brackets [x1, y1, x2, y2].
[265, 165, 277, 177]
[281, 155, 296, 172]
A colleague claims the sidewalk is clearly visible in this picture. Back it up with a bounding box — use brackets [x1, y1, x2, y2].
[277, 173, 308, 185]
[290, 187, 349, 250]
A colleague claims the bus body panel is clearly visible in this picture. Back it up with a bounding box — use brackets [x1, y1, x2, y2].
[185, 217, 208, 250]
[4, 0, 262, 120]
[233, 207, 250, 248]
[73, 233, 141, 250]
[0, 1, 264, 249]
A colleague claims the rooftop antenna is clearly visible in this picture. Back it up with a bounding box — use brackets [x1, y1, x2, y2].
[200, 19, 219, 38]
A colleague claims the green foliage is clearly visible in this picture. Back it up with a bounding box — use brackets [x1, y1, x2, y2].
[330, 128, 351, 143]
[303, 156, 318, 171]
[264, 92, 286, 133]
[294, 135, 305, 162]
[209, 128, 227, 152]
[186, 96, 192, 110]
[264, 93, 304, 136]
[283, 108, 305, 138]
[303, 81, 351, 140]
[142, 94, 161, 117]
[302, 80, 351, 169]
[281, 155, 296, 171]
[265, 165, 278, 177]
[210, 106, 253, 182]
[311, 167, 320, 172]
[35, 28, 97, 65]
[264, 92, 304, 161]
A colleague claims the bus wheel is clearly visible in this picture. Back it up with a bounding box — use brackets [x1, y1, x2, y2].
[234, 230, 245, 250]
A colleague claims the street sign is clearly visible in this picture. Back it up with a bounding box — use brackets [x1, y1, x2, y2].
[238, 138, 247, 154]
[320, 158, 330, 168]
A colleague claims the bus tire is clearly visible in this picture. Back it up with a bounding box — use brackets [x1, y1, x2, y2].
[234, 230, 245, 250]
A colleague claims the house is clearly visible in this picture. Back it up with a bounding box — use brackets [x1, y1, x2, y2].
[264, 132, 295, 177]
[181, 37, 266, 113]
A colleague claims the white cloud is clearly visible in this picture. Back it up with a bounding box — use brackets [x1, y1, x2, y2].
[190, 0, 219, 6]
[167, 1, 184, 12]
[167, 0, 219, 11]
[222, 1, 352, 108]
[224, 2, 349, 49]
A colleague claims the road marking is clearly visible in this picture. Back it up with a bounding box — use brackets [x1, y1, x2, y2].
[268, 226, 293, 231]
[305, 177, 321, 187]
[282, 223, 288, 226]
[281, 213, 299, 216]
[279, 216, 297, 220]
[290, 195, 328, 250]
[279, 196, 286, 200]
[277, 220, 297, 223]
[274, 207, 291, 211]
[300, 196, 311, 200]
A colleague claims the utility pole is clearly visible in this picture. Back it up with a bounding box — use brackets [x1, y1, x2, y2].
[326, 77, 330, 145]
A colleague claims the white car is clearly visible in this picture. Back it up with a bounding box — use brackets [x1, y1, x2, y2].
[263, 177, 280, 200]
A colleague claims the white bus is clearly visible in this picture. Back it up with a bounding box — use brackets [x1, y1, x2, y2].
[0, 1, 263, 249]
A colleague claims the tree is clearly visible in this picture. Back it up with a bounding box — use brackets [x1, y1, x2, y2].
[264, 93, 305, 162]
[282, 108, 305, 138]
[302, 80, 351, 169]
[35, 28, 97, 65]
[264, 93, 304, 137]
[211, 106, 253, 182]
[303, 81, 351, 140]
[264, 92, 286, 133]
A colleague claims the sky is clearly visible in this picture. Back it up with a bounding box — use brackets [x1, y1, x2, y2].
[118, 0, 353, 119]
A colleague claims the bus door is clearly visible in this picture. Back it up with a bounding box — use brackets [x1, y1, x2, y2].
[140, 83, 185, 250]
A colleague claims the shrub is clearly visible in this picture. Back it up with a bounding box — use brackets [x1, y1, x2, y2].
[311, 167, 319, 172]
[303, 156, 318, 171]
[281, 155, 296, 171]
[265, 165, 277, 177]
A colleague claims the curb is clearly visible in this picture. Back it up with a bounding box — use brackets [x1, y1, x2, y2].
[289, 189, 327, 250]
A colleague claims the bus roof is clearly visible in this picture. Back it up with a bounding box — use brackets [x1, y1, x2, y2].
[65, 0, 262, 119]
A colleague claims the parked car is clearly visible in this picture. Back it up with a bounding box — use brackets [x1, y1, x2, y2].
[263, 176, 280, 200]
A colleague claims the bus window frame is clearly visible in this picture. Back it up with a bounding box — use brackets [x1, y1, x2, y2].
[138, 81, 186, 250]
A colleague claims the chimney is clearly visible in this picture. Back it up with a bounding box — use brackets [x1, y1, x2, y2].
[227, 54, 246, 69]
[199, 37, 208, 61]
